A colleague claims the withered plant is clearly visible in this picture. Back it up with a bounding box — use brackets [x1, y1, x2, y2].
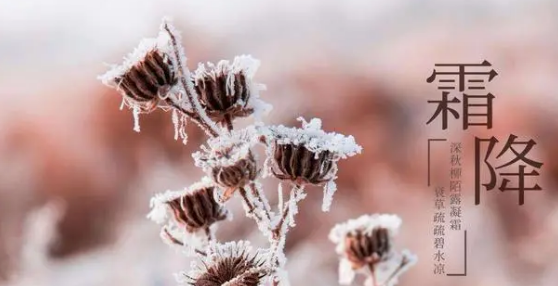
[99, 17, 414, 286]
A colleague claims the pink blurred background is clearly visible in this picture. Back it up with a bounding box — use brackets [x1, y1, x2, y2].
[1, 0, 558, 285]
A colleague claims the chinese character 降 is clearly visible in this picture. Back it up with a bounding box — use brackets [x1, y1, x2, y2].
[475, 134, 543, 205]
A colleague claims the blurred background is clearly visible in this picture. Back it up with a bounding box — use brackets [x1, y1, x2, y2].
[1, 0, 558, 285]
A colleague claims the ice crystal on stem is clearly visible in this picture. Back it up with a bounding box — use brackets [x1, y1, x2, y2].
[329, 214, 417, 286]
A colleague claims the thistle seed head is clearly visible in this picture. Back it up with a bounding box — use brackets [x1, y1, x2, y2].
[211, 150, 258, 190]
[192, 56, 266, 124]
[166, 186, 227, 232]
[114, 50, 177, 111]
[188, 241, 269, 286]
[271, 142, 334, 185]
[344, 228, 391, 269]
[264, 117, 361, 186]
[193, 129, 261, 201]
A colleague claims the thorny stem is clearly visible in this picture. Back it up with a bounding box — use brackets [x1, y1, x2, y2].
[162, 22, 220, 138]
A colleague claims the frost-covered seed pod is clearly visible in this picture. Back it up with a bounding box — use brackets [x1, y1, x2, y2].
[115, 50, 177, 107]
[211, 151, 258, 190]
[167, 187, 227, 232]
[344, 228, 391, 268]
[192, 55, 270, 125]
[195, 71, 251, 122]
[272, 142, 334, 185]
[188, 242, 268, 286]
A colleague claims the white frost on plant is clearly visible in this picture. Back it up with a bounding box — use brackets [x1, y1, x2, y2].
[339, 257, 357, 285]
[186, 241, 270, 284]
[263, 117, 362, 159]
[160, 17, 222, 137]
[97, 30, 171, 87]
[98, 23, 174, 131]
[330, 214, 416, 286]
[160, 224, 208, 257]
[193, 126, 259, 172]
[321, 180, 337, 212]
[329, 214, 402, 250]
[192, 55, 272, 122]
[147, 177, 215, 224]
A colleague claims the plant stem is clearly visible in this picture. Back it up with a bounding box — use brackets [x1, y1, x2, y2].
[368, 263, 378, 286]
[204, 226, 213, 242]
[248, 182, 273, 222]
[380, 254, 412, 286]
[162, 22, 220, 138]
[223, 114, 234, 132]
[239, 187, 262, 221]
[162, 227, 207, 256]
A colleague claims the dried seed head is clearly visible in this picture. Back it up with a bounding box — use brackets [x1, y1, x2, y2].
[344, 228, 391, 269]
[192, 55, 270, 124]
[187, 241, 269, 286]
[113, 50, 177, 111]
[99, 33, 178, 111]
[193, 128, 261, 201]
[329, 214, 418, 285]
[211, 150, 258, 190]
[166, 186, 227, 232]
[264, 117, 361, 186]
[271, 142, 334, 185]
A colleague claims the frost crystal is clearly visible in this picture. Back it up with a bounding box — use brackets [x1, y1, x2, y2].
[322, 180, 337, 212]
[264, 117, 362, 159]
[193, 127, 259, 172]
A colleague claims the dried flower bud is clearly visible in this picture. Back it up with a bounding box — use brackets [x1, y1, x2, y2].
[211, 150, 257, 193]
[115, 50, 176, 109]
[265, 117, 361, 186]
[166, 186, 227, 232]
[187, 241, 269, 286]
[271, 142, 334, 185]
[194, 128, 261, 201]
[344, 228, 391, 269]
[192, 55, 270, 124]
[99, 34, 177, 112]
[329, 214, 417, 286]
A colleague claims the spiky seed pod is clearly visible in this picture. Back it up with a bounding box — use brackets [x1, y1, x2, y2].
[189, 246, 267, 286]
[192, 56, 265, 125]
[115, 50, 177, 110]
[195, 71, 250, 120]
[193, 130, 261, 202]
[344, 228, 391, 269]
[271, 142, 334, 185]
[211, 150, 257, 191]
[166, 187, 227, 232]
